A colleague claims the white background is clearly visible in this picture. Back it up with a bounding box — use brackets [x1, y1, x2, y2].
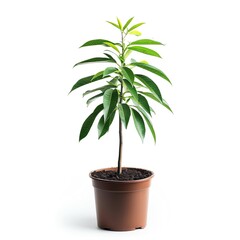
[0, 0, 240, 239]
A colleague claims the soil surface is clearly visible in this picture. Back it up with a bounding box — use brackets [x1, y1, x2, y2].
[91, 168, 153, 181]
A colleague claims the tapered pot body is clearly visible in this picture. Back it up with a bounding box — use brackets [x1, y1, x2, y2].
[90, 167, 154, 231]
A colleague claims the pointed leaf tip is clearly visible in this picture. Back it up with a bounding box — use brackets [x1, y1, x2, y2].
[128, 22, 145, 32]
[80, 39, 114, 48]
[123, 17, 134, 30]
[79, 104, 103, 141]
[128, 46, 161, 58]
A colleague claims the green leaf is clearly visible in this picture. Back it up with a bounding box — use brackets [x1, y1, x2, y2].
[130, 62, 171, 84]
[129, 30, 142, 36]
[123, 79, 138, 100]
[140, 60, 149, 64]
[138, 91, 160, 102]
[103, 67, 118, 77]
[128, 22, 145, 32]
[83, 85, 114, 97]
[135, 74, 162, 101]
[161, 99, 173, 113]
[98, 110, 116, 139]
[150, 106, 156, 114]
[79, 104, 103, 141]
[134, 82, 146, 88]
[131, 108, 146, 141]
[91, 71, 104, 81]
[104, 53, 117, 63]
[118, 103, 131, 129]
[86, 93, 103, 106]
[108, 77, 119, 86]
[138, 91, 172, 112]
[130, 39, 163, 45]
[106, 21, 120, 30]
[121, 67, 134, 84]
[123, 17, 134, 31]
[80, 39, 114, 48]
[127, 46, 161, 58]
[137, 94, 151, 116]
[136, 106, 156, 143]
[104, 42, 120, 53]
[69, 74, 108, 93]
[97, 115, 108, 139]
[117, 17, 122, 30]
[103, 89, 118, 121]
[104, 50, 119, 60]
[124, 50, 132, 59]
[73, 57, 114, 68]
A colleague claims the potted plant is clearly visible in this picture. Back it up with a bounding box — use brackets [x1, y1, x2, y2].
[69, 17, 172, 231]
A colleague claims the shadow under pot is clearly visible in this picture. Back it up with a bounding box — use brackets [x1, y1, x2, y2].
[89, 167, 154, 231]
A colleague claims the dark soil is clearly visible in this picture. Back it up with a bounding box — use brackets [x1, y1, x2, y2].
[91, 168, 153, 181]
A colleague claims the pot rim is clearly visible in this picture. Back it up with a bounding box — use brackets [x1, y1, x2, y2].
[89, 167, 154, 183]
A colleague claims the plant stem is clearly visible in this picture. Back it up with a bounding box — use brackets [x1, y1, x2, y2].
[117, 31, 125, 175]
[117, 83, 123, 175]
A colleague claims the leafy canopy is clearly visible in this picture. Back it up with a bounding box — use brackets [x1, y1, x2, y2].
[70, 17, 172, 142]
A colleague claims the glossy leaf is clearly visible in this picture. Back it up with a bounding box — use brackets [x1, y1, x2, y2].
[135, 74, 162, 101]
[129, 30, 141, 36]
[127, 46, 161, 58]
[103, 89, 118, 121]
[106, 21, 120, 29]
[103, 67, 117, 77]
[69, 74, 107, 93]
[150, 106, 156, 114]
[138, 91, 172, 113]
[104, 50, 120, 61]
[130, 62, 171, 84]
[123, 79, 138, 100]
[108, 77, 119, 86]
[79, 104, 103, 141]
[80, 39, 114, 48]
[128, 22, 145, 32]
[91, 71, 104, 81]
[161, 99, 173, 113]
[86, 93, 103, 106]
[118, 103, 131, 129]
[138, 91, 160, 102]
[130, 39, 163, 45]
[104, 42, 120, 53]
[131, 108, 146, 141]
[83, 85, 114, 97]
[73, 57, 114, 68]
[134, 82, 146, 88]
[97, 115, 108, 139]
[136, 106, 156, 143]
[104, 53, 117, 63]
[123, 17, 134, 30]
[98, 110, 116, 138]
[137, 94, 151, 115]
[124, 50, 132, 59]
[117, 17, 122, 30]
[121, 67, 134, 84]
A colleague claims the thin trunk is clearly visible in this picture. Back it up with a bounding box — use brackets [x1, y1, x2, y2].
[117, 82, 123, 175]
[117, 31, 125, 176]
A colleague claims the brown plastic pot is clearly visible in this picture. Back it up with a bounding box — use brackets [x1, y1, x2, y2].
[89, 167, 154, 231]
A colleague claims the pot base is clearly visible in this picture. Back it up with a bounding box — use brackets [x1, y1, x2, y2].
[90, 167, 154, 231]
[99, 226, 144, 231]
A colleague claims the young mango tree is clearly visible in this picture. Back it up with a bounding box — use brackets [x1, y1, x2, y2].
[69, 17, 172, 175]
